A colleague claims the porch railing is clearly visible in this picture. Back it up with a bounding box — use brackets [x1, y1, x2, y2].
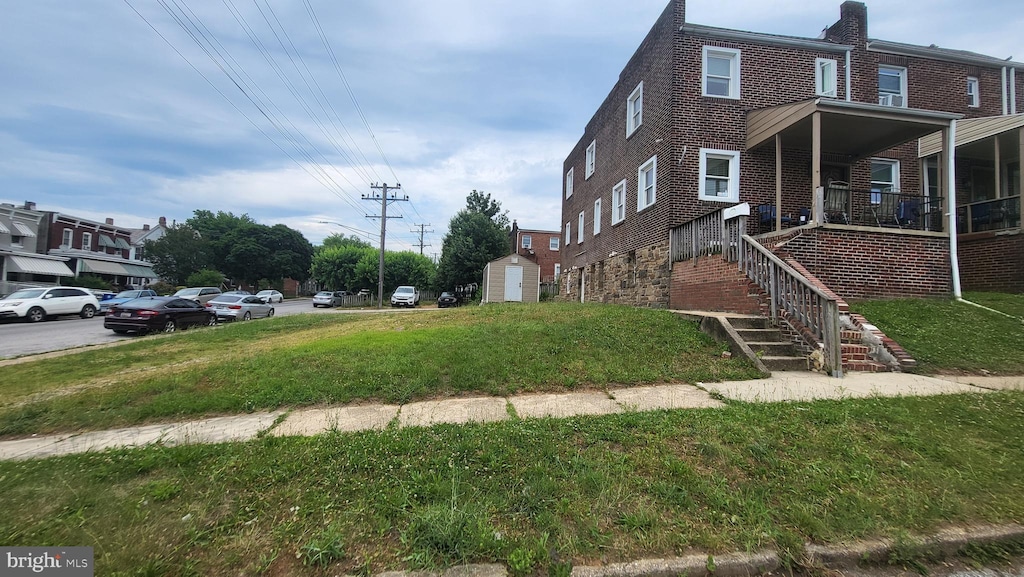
[956, 195, 1022, 233]
[739, 235, 843, 377]
[669, 207, 746, 263]
[815, 187, 944, 232]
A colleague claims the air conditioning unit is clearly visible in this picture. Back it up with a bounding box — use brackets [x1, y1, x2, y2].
[879, 93, 905, 107]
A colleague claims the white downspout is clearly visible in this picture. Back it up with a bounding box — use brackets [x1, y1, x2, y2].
[1011, 67, 1017, 115]
[845, 49, 852, 102]
[947, 119, 962, 299]
[1002, 67, 1008, 115]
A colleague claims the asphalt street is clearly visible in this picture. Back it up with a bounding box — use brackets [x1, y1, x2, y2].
[0, 298, 432, 359]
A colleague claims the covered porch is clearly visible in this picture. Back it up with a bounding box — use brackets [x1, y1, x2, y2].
[746, 98, 962, 236]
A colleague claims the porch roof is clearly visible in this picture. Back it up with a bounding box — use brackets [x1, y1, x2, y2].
[747, 99, 961, 159]
[918, 113, 1024, 158]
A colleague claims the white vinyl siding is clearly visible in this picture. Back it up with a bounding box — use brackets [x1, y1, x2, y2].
[637, 156, 657, 211]
[612, 179, 626, 224]
[626, 82, 643, 137]
[698, 149, 741, 203]
[585, 140, 596, 178]
[593, 198, 602, 235]
[816, 58, 837, 97]
[702, 46, 741, 99]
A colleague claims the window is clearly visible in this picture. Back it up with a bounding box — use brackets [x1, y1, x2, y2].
[593, 198, 602, 235]
[585, 140, 596, 178]
[967, 76, 980, 108]
[554, 263, 561, 278]
[565, 222, 571, 246]
[549, 237, 559, 251]
[816, 58, 837, 97]
[565, 167, 574, 199]
[612, 179, 626, 224]
[870, 159, 899, 203]
[878, 65, 907, 107]
[702, 46, 741, 99]
[11, 235, 24, 247]
[82, 232, 92, 251]
[637, 156, 657, 211]
[520, 234, 532, 250]
[698, 149, 741, 202]
[577, 212, 585, 244]
[626, 82, 643, 136]
[61, 229, 72, 248]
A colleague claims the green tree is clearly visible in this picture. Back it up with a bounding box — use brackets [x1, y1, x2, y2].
[144, 224, 209, 285]
[186, 269, 225, 288]
[311, 245, 376, 291]
[355, 250, 436, 292]
[321, 233, 372, 250]
[187, 210, 256, 274]
[436, 190, 510, 291]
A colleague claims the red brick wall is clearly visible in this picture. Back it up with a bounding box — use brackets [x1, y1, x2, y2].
[670, 256, 761, 313]
[958, 231, 1024, 293]
[781, 228, 952, 299]
[514, 230, 562, 282]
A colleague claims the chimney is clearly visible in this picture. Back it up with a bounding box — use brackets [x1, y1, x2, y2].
[510, 219, 519, 254]
[143, 224, 150, 231]
[23, 201, 36, 211]
[158, 216, 167, 227]
[105, 218, 114, 225]
[828, 1, 868, 48]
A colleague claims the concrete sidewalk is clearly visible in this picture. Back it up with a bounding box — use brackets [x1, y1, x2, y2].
[1, 371, 1020, 461]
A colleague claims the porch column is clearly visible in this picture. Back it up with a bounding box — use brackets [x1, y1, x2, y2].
[775, 134, 783, 231]
[945, 121, 962, 298]
[1019, 127, 1023, 223]
[812, 112, 822, 223]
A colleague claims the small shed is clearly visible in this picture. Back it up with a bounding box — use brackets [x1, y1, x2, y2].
[480, 254, 540, 303]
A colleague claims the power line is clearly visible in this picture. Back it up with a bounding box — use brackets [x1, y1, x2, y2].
[364, 183, 407, 309]
[411, 223, 433, 256]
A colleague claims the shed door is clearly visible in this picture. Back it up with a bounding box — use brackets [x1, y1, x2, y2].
[504, 265, 523, 302]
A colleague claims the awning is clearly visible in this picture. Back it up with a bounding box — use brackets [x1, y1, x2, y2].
[0, 217, 10, 234]
[80, 259, 131, 275]
[122, 263, 156, 277]
[114, 237, 131, 250]
[7, 255, 75, 277]
[747, 98, 961, 159]
[919, 113, 1024, 158]
[98, 235, 117, 248]
[12, 222, 36, 237]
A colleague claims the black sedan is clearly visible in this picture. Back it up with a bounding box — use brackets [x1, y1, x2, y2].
[104, 296, 217, 335]
[437, 292, 459, 308]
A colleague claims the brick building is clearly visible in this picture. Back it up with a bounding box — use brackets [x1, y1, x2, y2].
[509, 221, 562, 282]
[561, 0, 1023, 308]
[45, 213, 157, 289]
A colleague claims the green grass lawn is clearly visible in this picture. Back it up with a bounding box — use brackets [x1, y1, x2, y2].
[1, 392, 1022, 576]
[0, 304, 761, 437]
[851, 292, 1024, 375]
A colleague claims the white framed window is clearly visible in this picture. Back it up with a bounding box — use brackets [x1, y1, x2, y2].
[82, 232, 92, 251]
[549, 237, 559, 251]
[565, 167, 574, 199]
[593, 198, 602, 235]
[702, 46, 741, 99]
[612, 179, 626, 224]
[554, 263, 561, 278]
[967, 76, 980, 108]
[521, 234, 532, 249]
[626, 81, 643, 137]
[577, 212, 585, 244]
[565, 221, 571, 246]
[698, 149, 741, 202]
[815, 58, 837, 97]
[585, 140, 596, 178]
[870, 158, 900, 203]
[637, 156, 657, 211]
[878, 65, 907, 107]
[61, 228, 72, 248]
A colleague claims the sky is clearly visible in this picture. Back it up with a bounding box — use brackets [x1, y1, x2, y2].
[1, 0, 1021, 255]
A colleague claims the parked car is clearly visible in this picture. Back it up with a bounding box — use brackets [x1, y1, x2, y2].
[357, 289, 372, 297]
[172, 287, 222, 304]
[256, 289, 284, 303]
[0, 287, 100, 322]
[312, 290, 345, 307]
[104, 296, 217, 334]
[206, 294, 274, 321]
[437, 292, 459, 308]
[222, 290, 252, 296]
[390, 286, 420, 307]
[98, 289, 158, 315]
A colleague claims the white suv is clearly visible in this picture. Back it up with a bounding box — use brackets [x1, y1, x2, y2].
[390, 286, 420, 307]
[0, 287, 100, 322]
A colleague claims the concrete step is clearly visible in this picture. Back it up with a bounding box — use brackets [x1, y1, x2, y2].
[727, 316, 769, 330]
[761, 355, 808, 371]
[747, 341, 798, 356]
[736, 327, 781, 341]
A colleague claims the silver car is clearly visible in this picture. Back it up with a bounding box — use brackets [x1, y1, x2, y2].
[173, 287, 222, 305]
[312, 291, 344, 307]
[205, 294, 274, 321]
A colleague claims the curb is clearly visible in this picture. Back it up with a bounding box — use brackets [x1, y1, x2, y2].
[385, 524, 1024, 577]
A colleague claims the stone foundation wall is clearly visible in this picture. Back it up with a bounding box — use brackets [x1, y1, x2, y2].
[562, 239, 671, 308]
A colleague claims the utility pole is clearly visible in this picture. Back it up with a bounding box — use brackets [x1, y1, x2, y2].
[363, 183, 408, 308]
[411, 223, 433, 256]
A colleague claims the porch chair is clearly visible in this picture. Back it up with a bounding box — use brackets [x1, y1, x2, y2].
[757, 204, 791, 231]
[872, 189, 902, 228]
[896, 198, 921, 228]
[823, 181, 850, 224]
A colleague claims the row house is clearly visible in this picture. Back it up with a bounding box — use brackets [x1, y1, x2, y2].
[0, 202, 74, 294]
[560, 0, 1022, 374]
[509, 221, 562, 283]
[46, 213, 158, 289]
